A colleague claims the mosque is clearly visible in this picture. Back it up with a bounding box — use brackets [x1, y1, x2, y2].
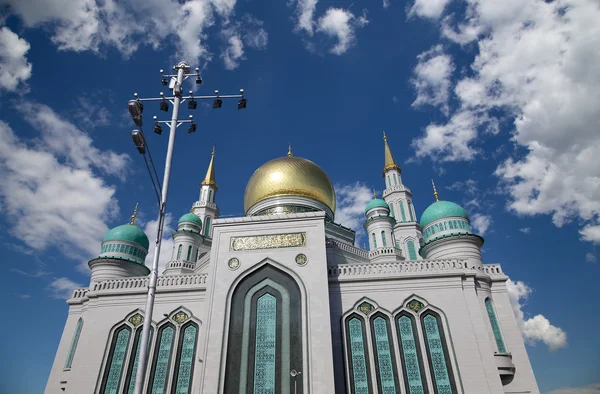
[45, 134, 540, 394]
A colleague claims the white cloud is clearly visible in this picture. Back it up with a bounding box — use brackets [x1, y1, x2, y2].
[222, 35, 244, 70]
[47, 277, 82, 299]
[220, 15, 268, 70]
[334, 182, 373, 245]
[545, 383, 600, 394]
[16, 293, 32, 299]
[411, 45, 454, 115]
[506, 279, 567, 351]
[585, 252, 597, 264]
[317, 8, 368, 55]
[411, 0, 600, 242]
[519, 227, 531, 234]
[142, 213, 175, 274]
[470, 213, 491, 235]
[409, 0, 451, 19]
[383, 0, 391, 9]
[0, 27, 32, 92]
[293, 0, 319, 35]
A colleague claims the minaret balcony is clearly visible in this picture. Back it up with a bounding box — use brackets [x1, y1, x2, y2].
[192, 200, 217, 210]
[382, 185, 411, 197]
[368, 246, 404, 261]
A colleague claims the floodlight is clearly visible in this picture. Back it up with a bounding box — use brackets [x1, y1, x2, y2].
[160, 100, 169, 112]
[153, 124, 162, 135]
[128, 100, 144, 127]
[188, 115, 196, 133]
[188, 100, 197, 109]
[237, 98, 247, 110]
[131, 130, 146, 154]
[213, 99, 222, 109]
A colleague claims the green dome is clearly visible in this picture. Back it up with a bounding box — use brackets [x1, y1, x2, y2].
[420, 200, 468, 228]
[178, 213, 202, 227]
[365, 198, 390, 214]
[103, 224, 149, 250]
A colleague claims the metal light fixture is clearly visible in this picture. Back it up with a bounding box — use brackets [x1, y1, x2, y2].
[188, 91, 197, 109]
[237, 98, 247, 110]
[160, 100, 169, 112]
[195, 67, 202, 84]
[131, 130, 146, 154]
[213, 90, 222, 109]
[160, 70, 167, 85]
[188, 115, 196, 133]
[128, 97, 144, 127]
[153, 116, 162, 135]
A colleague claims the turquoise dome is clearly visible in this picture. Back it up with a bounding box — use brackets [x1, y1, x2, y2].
[178, 213, 202, 227]
[365, 198, 389, 214]
[103, 224, 149, 250]
[420, 201, 468, 228]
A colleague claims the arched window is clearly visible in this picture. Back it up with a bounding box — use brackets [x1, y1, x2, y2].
[381, 231, 387, 247]
[393, 173, 398, 185]
[421, 313, 457, 394]
[148, 325, 175, 394]
[345, 315, 371, 394]
[370, 314, 400, 394]
[177, 245, 182, 260]
[389, 204, 395, 218]
[387, 175, 391, 187]
[407, 201, 415, 221]
[485, 298, 507, 354]
[186, 245, 192, 261]
[65, 318, 83, 369]
[172, 322, 199, 394]
[396, 313, 427, 394]
[124, 327, 154, 394]
[407, 240, 417, 260]
[194, 248, 199, 262]
[208, 190, 213, 202]
[204, 217, 211, 237]
[399, 201, 407, 222]
[372, 233, 377, 249]
[100, 325, 131, 394]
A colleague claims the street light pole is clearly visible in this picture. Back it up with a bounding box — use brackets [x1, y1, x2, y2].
[128, 61, 246, 394]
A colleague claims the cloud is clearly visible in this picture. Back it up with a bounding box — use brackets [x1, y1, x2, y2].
[545, 383, 600, 394]
[142, 213, 175, 274]
[71, 96, 112, 129]
[408, 0, 451, 19]
[0, 104, 127, 263]
[47, 277, 82, 299]
[222, 35, 244, 70]
[16, 294, 32, 299]
[334, 182, 373, 245]
[506, 279, 567, 351]
[293, 0, 319, 35]
[470, 213, 491, 235]
[411, 0, 600, 242]
[220, 15, 268, 70]
[383, 0, 391, 9]
[0, 27, 32, 92]
[411, 45, 454, 115]
[317, 8, 368, 55]
[585, 252, 597, 263]
[519, 227, 531, 234]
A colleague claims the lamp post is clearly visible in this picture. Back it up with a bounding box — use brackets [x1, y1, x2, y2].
[128, 61, 246, 394]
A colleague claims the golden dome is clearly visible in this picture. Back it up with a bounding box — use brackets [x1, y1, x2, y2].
[244, 155, 336, 214]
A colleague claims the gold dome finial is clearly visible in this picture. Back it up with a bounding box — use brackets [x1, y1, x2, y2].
[383, 131, 401, 176]
[432, 179, 439, 201]
[373, 191, 377, 199]
[288, 142, 293, 157]
[201, 145, 217, 189]
[130, 203, 139, 224]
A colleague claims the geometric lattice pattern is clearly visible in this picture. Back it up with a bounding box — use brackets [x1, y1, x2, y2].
[253, 293, 277, 394]
[358, 301, 375, 315]
[173, 324, 198, 394]
[399, 201, 407, 222]
[397, 316, 425, 394]
[373, 317, 397, 394]
[150, 326, 174, 394]
[126, 329, 153, 394]
[64, 318, 83, 369]
[423, 315, 453, 394]
[103, 327, 131, 394]
[407, 240, 417, 260]
[348, 318, 369, 394]
[485, 298, 507, 354]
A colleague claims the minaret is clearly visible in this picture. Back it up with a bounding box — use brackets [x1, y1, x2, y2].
[192, 146, 219, 237]
[381, 132, 423, 260]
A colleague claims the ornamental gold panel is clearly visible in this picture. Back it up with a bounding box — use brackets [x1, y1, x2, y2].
[229, 232, 306, 251]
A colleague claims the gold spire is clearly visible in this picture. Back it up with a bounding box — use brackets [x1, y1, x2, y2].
[130, 203, 138, 225]
[383, 131, 401, 175]
[288, 142, 293, 157]
[432, 179, 439, 201]
[373, 191, 377, 199]
[201, 145, 217, 189]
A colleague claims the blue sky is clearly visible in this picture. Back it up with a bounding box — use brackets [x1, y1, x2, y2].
[0, 0, 599, 393]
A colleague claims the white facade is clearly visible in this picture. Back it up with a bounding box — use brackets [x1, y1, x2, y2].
[45, 141, 540, 394]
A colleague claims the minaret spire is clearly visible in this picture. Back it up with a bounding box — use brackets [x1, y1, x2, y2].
[432, 179, 439, 201]
[130, 203, 138, 224]
[201, 145, 217, 189]
[383, 131, 401, 175]
[288, 142, 293, 157]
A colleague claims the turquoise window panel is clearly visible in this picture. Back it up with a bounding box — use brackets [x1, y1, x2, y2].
[393, 174, 398, 186]
[205, 217, 211, 237]
[397, 316, 425, 394]
[126, 329, 153, 394]
[372, 233, 377, 249]
[348, 318, 369, 394]
[208, 190, 213, 202]
[150, 326, 174, 394]
[399, 202, 407, 222]
[423, 315, 454, 394]
[253, 293, 277, 394]
[382, 232, 387, 248]
[186, 246, 192, 261]
[65, 318, 83, 369]
[102, 327, 131, 394]
[174, 324, 198, 394]
[407, 241, 417, 260]
[177, 245, 182, 260]
[390, 204, 395, 218]
[408, 201, 415, 221]
[373, 317, 397, 394]
[485, 299, 507, 354]
[387, 175, 391, 187]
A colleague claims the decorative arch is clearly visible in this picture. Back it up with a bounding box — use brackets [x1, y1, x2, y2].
[343, 313, 372, 394]
[223, 263, 303, 394]
[99, 324, 132, 394]
[420, 310, 458, 394]
[369, 312, 400, 394]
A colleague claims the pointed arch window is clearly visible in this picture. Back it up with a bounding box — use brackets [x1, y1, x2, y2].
[407, 201, 415, 221]
[177, 245, 182, 260]
[100, 325, 131, 394]
[204, 217, 211, 237]
[125, 327, 154, 394]
[387, 175, 391, 187]
[407, 240, 417, 260]
[370, 315, 399, 394]
[194, 248, 199, 262]
[345, 316, 371, 394]
[186, 245, 192, 261]
[372, 233, 377, 249]
[396, 313, 427, 394]
[65, 318, 83, 369]
[381, 231, 387, 247]
[393, 174, 398, 186]
[172, 322, 198, 394]
[399, 201, 407, 222]
[389, 204, 395, 218]
[485, 298, 507, 354]
[148, 325, 175, 394]
[422, 313, 457, 394]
